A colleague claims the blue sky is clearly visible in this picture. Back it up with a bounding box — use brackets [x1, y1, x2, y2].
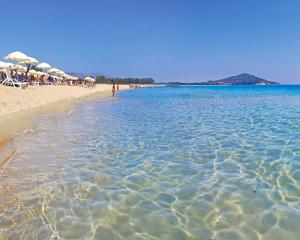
[1, 0, 300, 83]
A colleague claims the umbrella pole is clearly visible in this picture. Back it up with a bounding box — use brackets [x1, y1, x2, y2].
[25, 64, 31, 81]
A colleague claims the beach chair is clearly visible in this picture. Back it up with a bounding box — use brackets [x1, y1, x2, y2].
[2, 68, 29, 89]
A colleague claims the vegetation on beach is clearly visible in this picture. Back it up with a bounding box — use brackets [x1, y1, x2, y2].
[95, 75, 155, 84]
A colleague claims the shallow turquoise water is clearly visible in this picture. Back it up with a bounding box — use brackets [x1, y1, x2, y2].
[1, 86, 300, 239]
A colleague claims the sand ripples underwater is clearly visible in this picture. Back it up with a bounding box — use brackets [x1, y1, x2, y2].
[1, 86, 300, 239]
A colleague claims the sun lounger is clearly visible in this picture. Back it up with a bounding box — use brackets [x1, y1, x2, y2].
[2, 68, 29, 89]
[32, 81, 41, 86]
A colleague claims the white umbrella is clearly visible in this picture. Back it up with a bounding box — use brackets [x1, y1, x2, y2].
[51, 71, 63, 77]
[4, 51, 28, 61]
[47, 67, 58, 73]
[84, 76, 96, 82]
[36, 62, 51, 70]
[70, 76, 78, 80]
[0, 61, 6, 68]
[6, 63, 14, 68]
[48, 68, 63, 74]
[5, 52, 38, 80]
[28, 69, 37, 75]
[0, 61, 13, 68]
[19, 57, 39, 65]
[0, 62, 8, 73]
[56, 71, 65, 77]
[63, 74, 72, 79]
[35, 71, 45, 76]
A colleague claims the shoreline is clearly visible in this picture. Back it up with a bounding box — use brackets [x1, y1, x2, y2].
[0, 83, 164, 167]
[0, 84, 130, 164]
[0, 84, 130, 117]
[0, 84, 130, 137]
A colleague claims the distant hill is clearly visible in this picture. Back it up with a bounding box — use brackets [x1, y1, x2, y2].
[167, 73, 279, 86]
[203, 73, 279, 85]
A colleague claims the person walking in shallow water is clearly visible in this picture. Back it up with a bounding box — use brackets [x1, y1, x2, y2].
[117, 84, 119, 92]
[112, 82, 116, 97]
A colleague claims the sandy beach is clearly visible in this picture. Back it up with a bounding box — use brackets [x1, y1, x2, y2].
[0, 84, 130, 148]
[0, 84, 129, 117]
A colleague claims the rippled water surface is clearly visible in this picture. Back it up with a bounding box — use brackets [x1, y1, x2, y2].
[1, 86, 300, 239]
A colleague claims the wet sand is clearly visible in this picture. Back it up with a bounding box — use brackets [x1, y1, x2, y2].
[0, 84, 130, 167]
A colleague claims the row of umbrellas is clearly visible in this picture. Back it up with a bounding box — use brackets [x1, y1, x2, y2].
[0, 51, 96, 82]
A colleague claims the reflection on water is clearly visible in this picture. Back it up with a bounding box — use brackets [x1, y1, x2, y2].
[1, 86, 300, 239]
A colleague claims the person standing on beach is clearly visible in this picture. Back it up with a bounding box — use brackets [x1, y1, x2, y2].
[117, 83, 119, 92]
[112, 82, 116, 97]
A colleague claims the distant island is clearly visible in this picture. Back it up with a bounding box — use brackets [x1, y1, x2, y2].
[167, 73, 279, 86]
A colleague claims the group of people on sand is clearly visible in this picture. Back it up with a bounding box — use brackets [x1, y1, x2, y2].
[6, 71, 52, 85]
[129, 84, 141, 89]
[1, 51, 98, 89]
[0, 68, 96, 88]
[111, 82, 142, 97]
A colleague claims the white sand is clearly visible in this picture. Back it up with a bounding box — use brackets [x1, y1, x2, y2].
[0, 84, 129, 117]
[0, 84, 129, 166]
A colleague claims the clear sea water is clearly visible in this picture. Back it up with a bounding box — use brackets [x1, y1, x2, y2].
[1, 85, 300, 240]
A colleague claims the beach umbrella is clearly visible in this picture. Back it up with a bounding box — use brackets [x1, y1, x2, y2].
[4, 51, 28, 62]
[35, 71, 45, 76]
[0, 61, 12, 68]
[36, 62, 51, 70]
[36, 71, 49, 81]
[4, 53, 30, 79]
[47, 67, 58, 73]
[6, 63, 14, 68]
[28, 69, 37, 75]
[84, 76, 95, 82]
[5, 53, 39, 79]
[0, 62, 6, 73]
[19, 57, 39, 65]
[64, 74, 73, 79]
[48, 68, 64, 75]
[0, 61, 7, 68]
[52, 71, 64, 77]
[57, 71, 66, 77]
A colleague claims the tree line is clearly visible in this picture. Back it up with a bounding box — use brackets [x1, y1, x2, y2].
[95, 75, 155, 84]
